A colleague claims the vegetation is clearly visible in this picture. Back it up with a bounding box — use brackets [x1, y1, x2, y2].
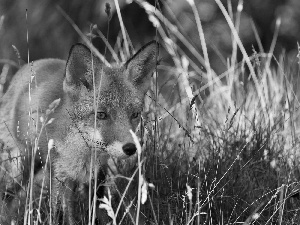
[1, 0, 300, 224]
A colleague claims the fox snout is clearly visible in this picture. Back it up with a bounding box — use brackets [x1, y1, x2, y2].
[103, 139, 138, 159]
[122, 142, 137, 156]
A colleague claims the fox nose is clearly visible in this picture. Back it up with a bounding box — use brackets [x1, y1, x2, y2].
[122, 143, 137, 156]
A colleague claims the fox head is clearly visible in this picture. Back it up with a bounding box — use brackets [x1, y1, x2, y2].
[60, 41, 158, 161]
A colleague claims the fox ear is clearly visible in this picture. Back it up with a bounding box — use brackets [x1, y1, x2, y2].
[125, 41, 159, 94]
[64, 44, 98, 97]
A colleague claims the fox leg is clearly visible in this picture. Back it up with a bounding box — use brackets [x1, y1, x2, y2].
[106, 160, 147, 225]
[51, 177, 76, 225]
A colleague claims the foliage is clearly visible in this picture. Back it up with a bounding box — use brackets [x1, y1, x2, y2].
[1, 0, 300, 224]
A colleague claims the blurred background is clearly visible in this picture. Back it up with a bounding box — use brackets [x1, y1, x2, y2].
[1, 0, 300, 74]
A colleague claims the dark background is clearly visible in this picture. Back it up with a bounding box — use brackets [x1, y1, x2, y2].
[1, 0, 300, 74]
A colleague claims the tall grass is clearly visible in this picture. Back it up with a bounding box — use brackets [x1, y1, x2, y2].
[135, 0, 300, 224]
[1, 0, 300, 224]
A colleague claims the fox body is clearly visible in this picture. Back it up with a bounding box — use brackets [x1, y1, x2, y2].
[0, 41, 158, 224]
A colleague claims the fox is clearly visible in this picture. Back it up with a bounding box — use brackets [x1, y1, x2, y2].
[0, 40, 159, 224]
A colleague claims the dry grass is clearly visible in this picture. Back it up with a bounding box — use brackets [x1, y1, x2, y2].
[1, 0, 300, 224]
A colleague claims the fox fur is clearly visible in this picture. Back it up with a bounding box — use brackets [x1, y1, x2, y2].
[0, 41, 159, 224]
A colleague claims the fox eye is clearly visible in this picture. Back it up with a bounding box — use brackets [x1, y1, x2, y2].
[97, 112, 108, 120]
[131, 112, 141, 119]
